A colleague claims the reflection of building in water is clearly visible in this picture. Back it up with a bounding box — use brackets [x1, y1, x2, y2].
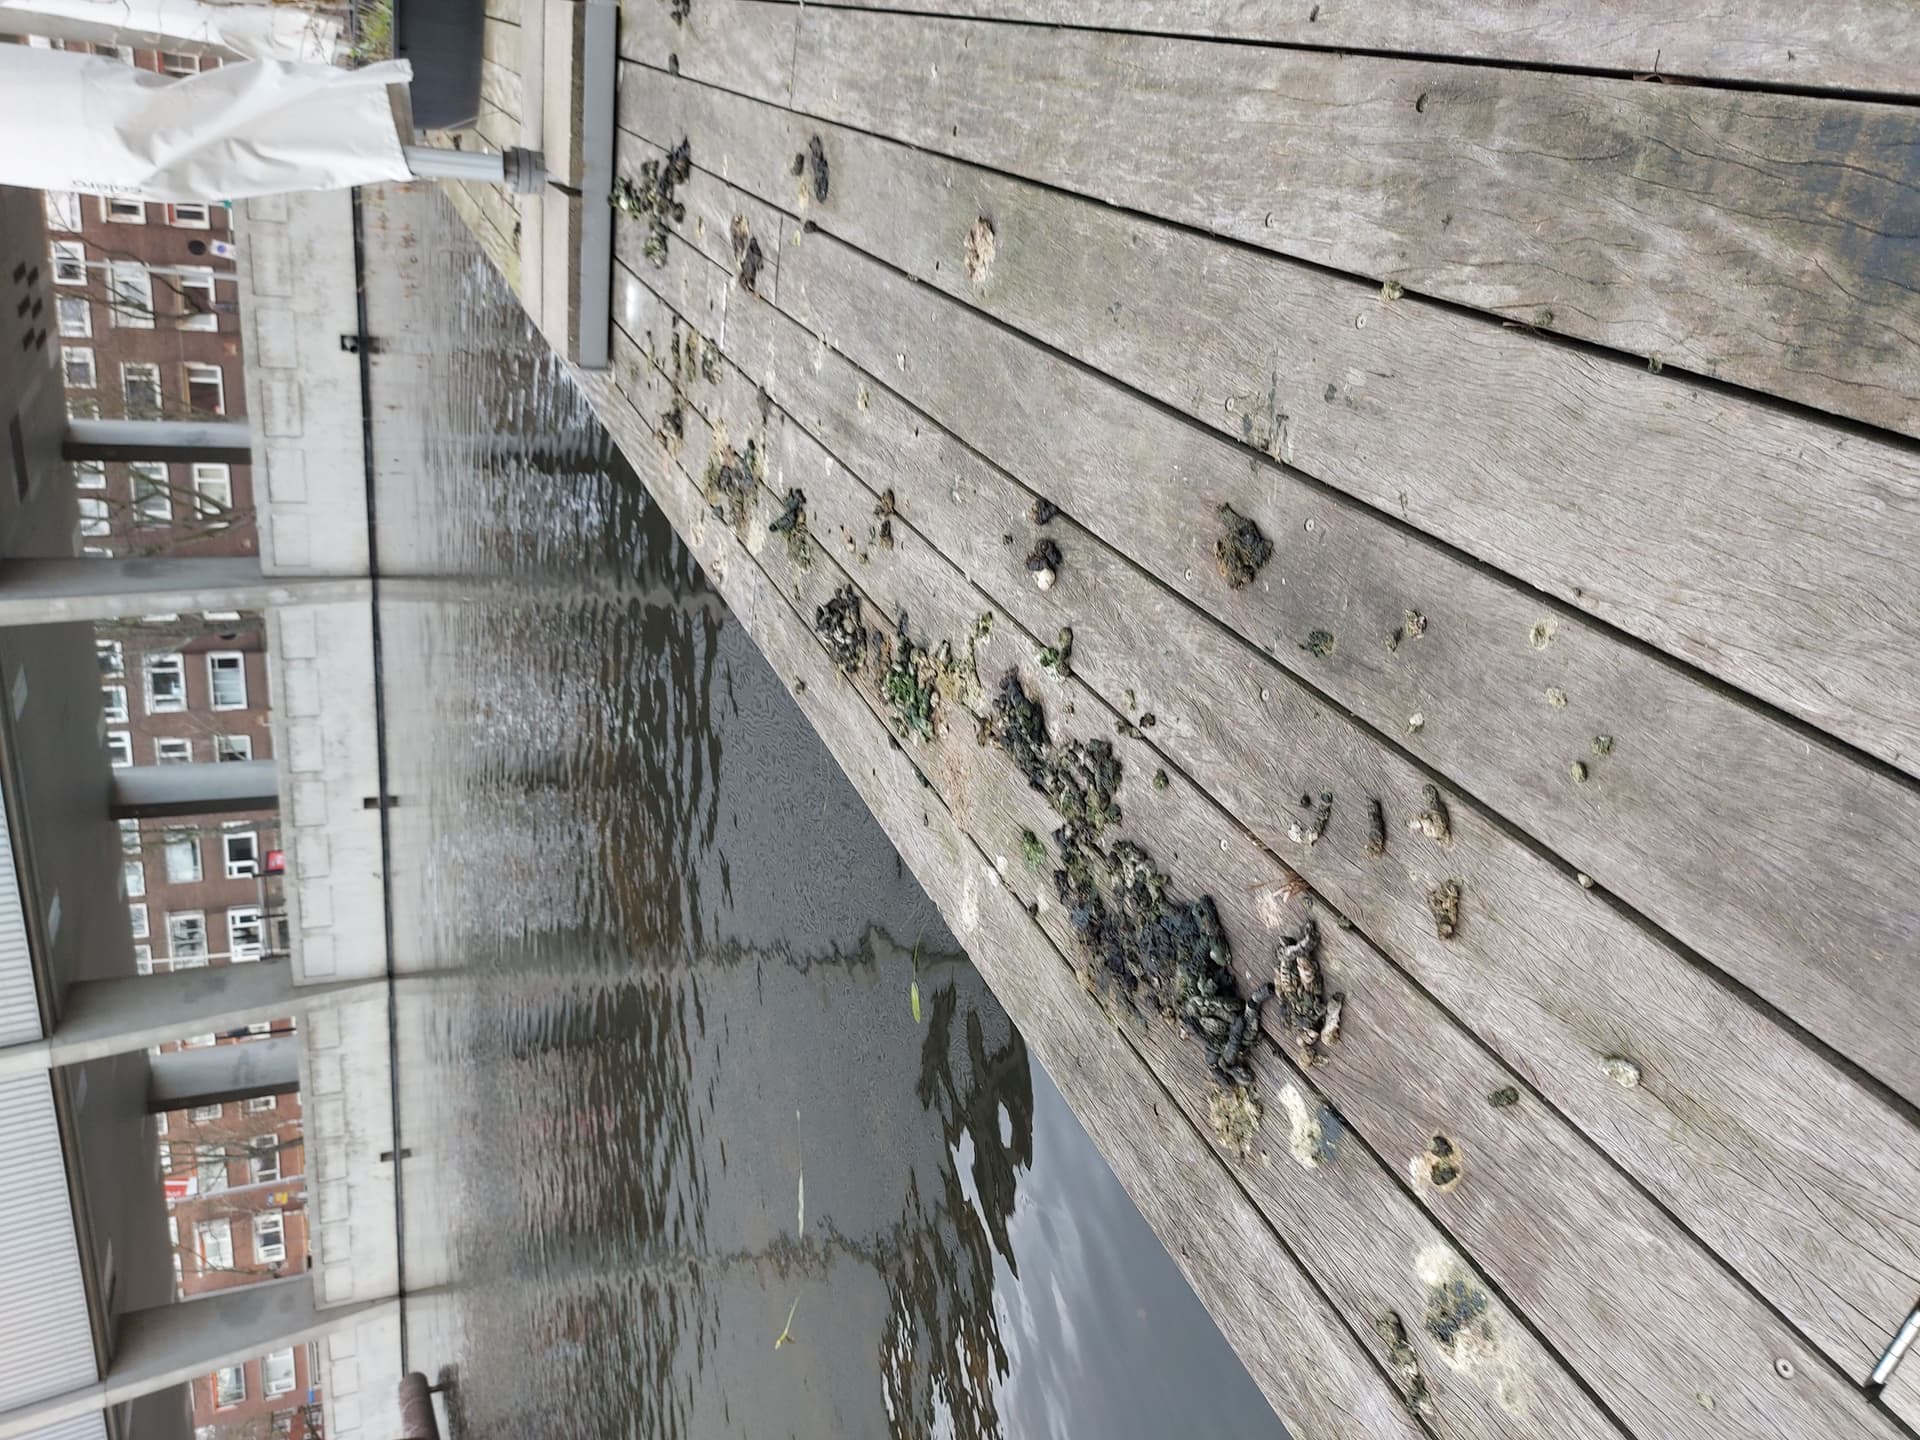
[400, 921, 1034, 1440]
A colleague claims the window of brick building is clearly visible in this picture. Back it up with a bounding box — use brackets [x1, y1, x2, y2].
[184, 362, 225, 415]
[262, 1345, 296, 1396]
[167, 907, 208, 961]
[51, 240, 86, 284]
[62, 347, 95, 389]
[208, 652, 247, 709]
[249, 1137, 281, 1184]
[177, 268, 217, 330]
[45, 192, 83, 231]
[122, 362, 162, 416]
[228, 906, 263, 960]
[132, 462, 172, 523]
[223, 831, 259, 878]
[56, 295, 90, 338]
[215, 734, 253, 762]
[144, 652, 186, 712]
[212, 1364, 245, 1408]
[191, 463, 233, 518]
[78, 495, 109, 538]
[155, 737, 192, 765]
[107, 262, 154, 328]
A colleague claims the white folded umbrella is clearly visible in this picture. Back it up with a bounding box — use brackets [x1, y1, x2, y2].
[0, 0, 344, 64]
[0, 46, 415, 200]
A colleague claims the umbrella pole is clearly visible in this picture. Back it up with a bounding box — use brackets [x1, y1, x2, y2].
[402, 144, 546, 194]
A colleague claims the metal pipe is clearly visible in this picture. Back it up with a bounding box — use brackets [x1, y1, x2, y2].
[1871, 1305, 1920, 1387]
[402, 144, 546, 194]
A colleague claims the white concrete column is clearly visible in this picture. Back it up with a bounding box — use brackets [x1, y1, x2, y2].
[146, 1035, 298, 1113]
[63, 419, 252, 466]
[0, 559, 369, 626]
[0, 1280, 396, 1440]
[0, 963, 381, 1079]
[108, 760, 278, 820]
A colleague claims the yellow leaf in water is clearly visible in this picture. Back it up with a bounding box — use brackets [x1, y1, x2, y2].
[774, 1295, 800, 1349]
[910, 979, 922, 1024]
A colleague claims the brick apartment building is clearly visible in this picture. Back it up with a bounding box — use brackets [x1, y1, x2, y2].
[25, 36, 317, 1437]
[160, 1079, 320, 1437]
[35, 40, 255, 562]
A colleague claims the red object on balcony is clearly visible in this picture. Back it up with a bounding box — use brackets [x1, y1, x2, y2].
[264, 849, 286, 874]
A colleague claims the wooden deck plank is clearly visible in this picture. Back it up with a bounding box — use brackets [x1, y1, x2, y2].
[615, 251, 1914, 1438]
[480, 55, 523, 128]
[569, 355, 1435, 1440]
[612, 309, 1628, 1440]
[1884, 1365, 1920, 1434]
[615, 73, 1920, 1111]
[618, 43, 1920, 782]
[631, 2, 1920, 439]
[618, 0, 796, 99]
[616, 133, 787, 308]
[806, 0, 1920, 98]
[608, 111, 1920, 1374]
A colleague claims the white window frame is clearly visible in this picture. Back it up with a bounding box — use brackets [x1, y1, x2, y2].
[176, 267, 217, 330]
[163, 831, 202, 882]
[55, 295, 91, 338]
[154, 737, 192, 765]
[245, 1094, 277, 1115]
[214, 734, 253, 762]
[121, 361, 162, 416]
[51, 240, 86, 285]
[261, 1345, 296, 1397]
[103, 196, 146, 224]
[190, 463, 233, 518]
[96, 638, 124, 676]
[190, 1103, 222, 1124]
[157, 1140, 171, 1172]
[106, 262, 155, 329]
[133, 944, 153, 975]
[62, 347, 96, 390]
[127, 902, 148, 939]
[223, 832, 259, 879]
[184, 1032, 214, 1047]
[199, 1220, 236, 1274]
[207, 652, 246, 710]
[131, 461, 172, 523]
[248, 1137, 281, 1184]
[107, 731, 132, 768]
[196, 1147, 227, 1199]
[166, 908, 207, 961]
[122, 858, 144, 896]
[45, 191, 83, 231]
[160, 53, 201, 78]
[117, 817, 140, 852]
[183, 362, 225, 415]
[213, 1364, 245, 1407]
[102, 685, 128, 724]
[227, 905, 263, 960]
[74, 459, 106, 490]
[144, 652, 186, 712]
[77, 495, 110, 539]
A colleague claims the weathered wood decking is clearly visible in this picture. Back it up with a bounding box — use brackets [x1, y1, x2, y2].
[444, 4, 1920, 1435]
